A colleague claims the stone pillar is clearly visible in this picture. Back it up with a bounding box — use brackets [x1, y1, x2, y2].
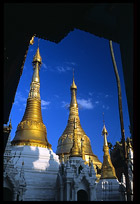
[60, 184, 64, 201]
[74, 185, 78, 201]
[72, 188, 75, 201]
[12, 188, 18, 201]
[89, 184, 96, 201]
[66, 182, 70, 201]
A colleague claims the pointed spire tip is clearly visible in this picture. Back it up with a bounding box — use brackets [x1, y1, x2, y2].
[71, 69, 77, 89]
[32, 41, 42, 64]
[103, 112, 105, 125]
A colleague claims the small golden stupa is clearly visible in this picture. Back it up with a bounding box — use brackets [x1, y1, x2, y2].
[100, 122, 117, 179]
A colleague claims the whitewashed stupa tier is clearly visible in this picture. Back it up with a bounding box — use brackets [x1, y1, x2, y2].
[96, 178, 122, 201]
[8, 145, 60, 201]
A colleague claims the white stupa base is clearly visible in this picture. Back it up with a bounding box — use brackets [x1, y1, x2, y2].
[96, 178, 122, 201]
[6, 145, 60, 201]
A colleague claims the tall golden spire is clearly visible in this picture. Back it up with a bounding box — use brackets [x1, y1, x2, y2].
[11, 45, 51, 149]
[100, 118, 117, 179]
[56, 71, 102, 171]
[69, 69, 79, 121]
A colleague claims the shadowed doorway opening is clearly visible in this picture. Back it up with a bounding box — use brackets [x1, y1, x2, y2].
[3, 187, 13, 201]
[77, 189, 88, 201]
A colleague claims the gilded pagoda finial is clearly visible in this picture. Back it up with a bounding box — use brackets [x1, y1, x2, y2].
[71, 69, 77, 90]
[11, 45, 51, 149]
[102, 113, 108, 147]
[29, 44, 42, 99]
[73, 68, 74, 82]
[32, 40, 42, 66]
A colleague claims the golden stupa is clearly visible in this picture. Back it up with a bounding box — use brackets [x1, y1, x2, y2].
[56, 72, 102, 172]
[11, 46, 51, 149]
[100, 123, 117, 179]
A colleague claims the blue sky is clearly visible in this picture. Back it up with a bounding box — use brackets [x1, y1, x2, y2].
[9, 29, 130, 163]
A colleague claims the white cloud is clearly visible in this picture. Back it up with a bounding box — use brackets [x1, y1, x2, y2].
[77, 98, 94, 110]
[55, 61, 77, 73]
[42, 63, 47, 70]
[102, 104, 110, 110]
[41, 99, 51, 110]
[65, 66, 72, 71]
[56, 66, 66, 73]
[56, 65, 72, 73]
[70, 62, 76, 66]
[64, 61, 77, 66]
[13, 91, 27, 111]
[41, 106, 47, 110]
[54, 94, 59, 98]
[43, 62, 76, 73]
[89, 92, 94, 96]
[61, 101, 70, 109]
[95, 101, 99, 104]
[14, 91, 26, 105]
[105, 94, 109, 98]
